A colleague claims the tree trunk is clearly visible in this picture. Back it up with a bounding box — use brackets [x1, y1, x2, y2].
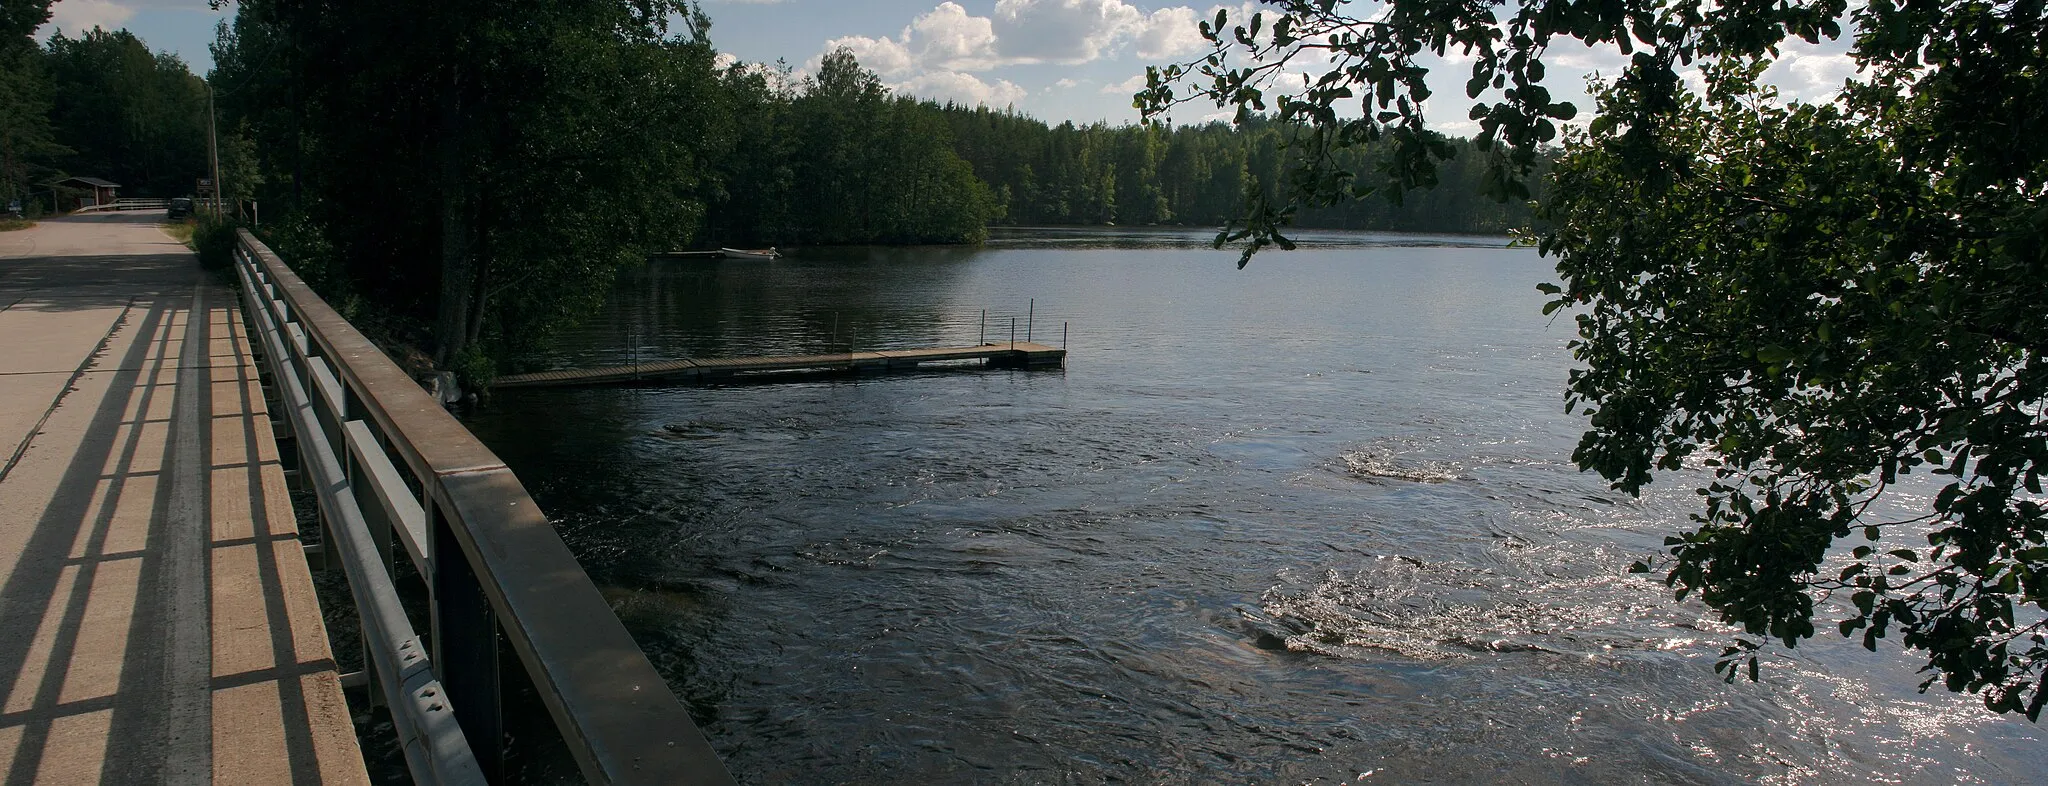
[465, 220, 490, 348]
[434, 66, 473, 366]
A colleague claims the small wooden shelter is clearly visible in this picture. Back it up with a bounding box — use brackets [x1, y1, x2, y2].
[48, 176, 121, 211]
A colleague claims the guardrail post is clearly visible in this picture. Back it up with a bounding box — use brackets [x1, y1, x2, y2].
[431, 499, 504, 782]
[261, 268, 333, 573]
[346, 418, 393, 712]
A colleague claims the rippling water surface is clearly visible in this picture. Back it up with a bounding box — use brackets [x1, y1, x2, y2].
[464, 227, 2045, 784]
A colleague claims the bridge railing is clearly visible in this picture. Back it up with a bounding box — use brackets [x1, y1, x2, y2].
[228, 229, 733, 785]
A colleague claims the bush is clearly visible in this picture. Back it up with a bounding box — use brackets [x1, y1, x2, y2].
[192, 212, 243, 270]
[255, 213, 346, 299]
[447, 344, 496, 391]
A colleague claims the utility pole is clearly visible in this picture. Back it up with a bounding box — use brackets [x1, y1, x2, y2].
[207, 82, 222, 215]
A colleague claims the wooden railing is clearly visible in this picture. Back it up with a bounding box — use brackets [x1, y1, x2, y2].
[229, 229, 733, 785]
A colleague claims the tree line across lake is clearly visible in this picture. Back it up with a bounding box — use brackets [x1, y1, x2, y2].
[710, 50, 1533, 245]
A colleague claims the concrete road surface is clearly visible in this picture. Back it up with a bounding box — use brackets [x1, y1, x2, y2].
[0, 215, 367, 784]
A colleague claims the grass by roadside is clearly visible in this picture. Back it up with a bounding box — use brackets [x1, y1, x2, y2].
[161, 219, 196, 245]
[0, 218, 33, 232]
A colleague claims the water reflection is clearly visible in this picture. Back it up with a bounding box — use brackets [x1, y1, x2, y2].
[539, 246, 990, 370]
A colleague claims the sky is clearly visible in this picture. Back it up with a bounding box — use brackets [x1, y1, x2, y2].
[38, 0, 1863, 132]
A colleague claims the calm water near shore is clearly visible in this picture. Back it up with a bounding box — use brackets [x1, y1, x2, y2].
[464, 227, 2046, 784]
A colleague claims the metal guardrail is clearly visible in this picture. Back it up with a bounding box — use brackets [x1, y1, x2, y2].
[71, 198, 170, 213]
[974, 302, 1068, 352]
[229, 229, 734, 785]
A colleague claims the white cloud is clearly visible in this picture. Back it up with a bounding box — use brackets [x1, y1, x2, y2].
[1768, 42, 1860, 102]
[815, 2, 999, 77]
[823, 34, 917, 75]
[816, 2, 1230, 77]
[42, 0, 137, 36]
[805, 1, 1242, 109]
[1547, 45, 1634, 77]
[1100, 73, 1147, 95]
[896, 71, 1027, 108]
[908, 2, 1000, 70]
[1433, 118, 1481, 136]
[991, 0, 1143, 65]
[1134, 6, 1205, 59]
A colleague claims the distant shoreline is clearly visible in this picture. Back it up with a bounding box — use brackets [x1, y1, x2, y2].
[683, 224, 1523, 255]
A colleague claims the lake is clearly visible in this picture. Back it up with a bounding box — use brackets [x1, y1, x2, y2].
[463, 227, 2045, 784]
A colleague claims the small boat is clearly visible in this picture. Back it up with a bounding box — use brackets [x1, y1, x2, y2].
[719, 247, 780, 260]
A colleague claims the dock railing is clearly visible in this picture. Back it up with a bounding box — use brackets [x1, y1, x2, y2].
[229, 229, 733, 785]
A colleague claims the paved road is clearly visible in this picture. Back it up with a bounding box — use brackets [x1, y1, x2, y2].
[0, 215, 367, 784]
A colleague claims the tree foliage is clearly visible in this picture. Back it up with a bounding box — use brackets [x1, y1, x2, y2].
[697, 48, 1531, 250]
[213, 0, 725, 370]
[779, 50, 993, 245]
[0, 7, 61, 206]
[0, 12, 206, 205]
[704, 51, 1534, 248]
[1143, 0, 2048, 717]
[42, 28, 209, 197]
[937, 109, 1535, 234]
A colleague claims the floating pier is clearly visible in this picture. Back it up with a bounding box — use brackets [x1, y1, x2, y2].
[493, 342, 1067, 389]
[652, 247, 780, 260]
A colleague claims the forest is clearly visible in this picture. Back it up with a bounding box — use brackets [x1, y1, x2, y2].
[0, 26, 209, 205]
[2, 1, 1531, 374]
[707, 52, 1533, 245]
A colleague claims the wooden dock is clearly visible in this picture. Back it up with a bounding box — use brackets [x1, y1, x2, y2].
[494, 342, 1066, 389]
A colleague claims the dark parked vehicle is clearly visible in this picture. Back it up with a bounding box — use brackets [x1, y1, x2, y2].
[166, 197, 193, 220]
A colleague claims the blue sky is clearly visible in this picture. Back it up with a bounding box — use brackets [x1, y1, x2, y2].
[40, 0, 1861, 131]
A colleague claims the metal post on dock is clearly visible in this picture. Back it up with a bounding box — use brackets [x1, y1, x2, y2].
[1027, 299, 1034, 343]
[1010, 317, 1016, 350]
[980, 309, 986, 345]
[1063, 321, 1068, 350]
